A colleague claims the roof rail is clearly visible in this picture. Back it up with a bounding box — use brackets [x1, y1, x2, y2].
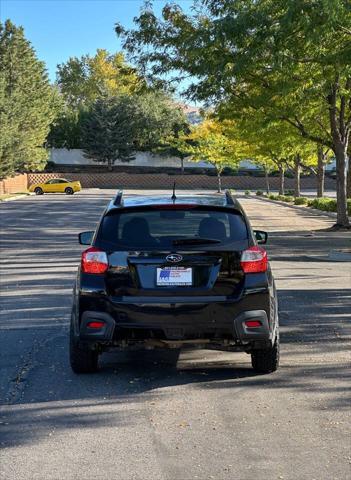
[224, 190, 234, 205]
[225, 189, 235, 205]
[113, 189, 123, 206]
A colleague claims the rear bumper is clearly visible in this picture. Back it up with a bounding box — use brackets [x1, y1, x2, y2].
[78, 295, 273, 345]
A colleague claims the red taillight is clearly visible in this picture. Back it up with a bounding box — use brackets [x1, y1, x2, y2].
[245, 320, 262, 328]
[87, 321, 105, 329]
[240, 246, 268, 273]
[81, 247, 108, 274]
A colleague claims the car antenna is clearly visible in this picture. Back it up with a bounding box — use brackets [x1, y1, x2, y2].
[171, 181, 177, 201]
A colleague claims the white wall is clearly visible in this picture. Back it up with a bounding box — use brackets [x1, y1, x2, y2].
[49, 149, 214, 169]
[49, 149, 340, 172]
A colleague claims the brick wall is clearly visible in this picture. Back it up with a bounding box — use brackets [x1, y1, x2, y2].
[27, 172, 336, 191]
[0, 173, 28, 195]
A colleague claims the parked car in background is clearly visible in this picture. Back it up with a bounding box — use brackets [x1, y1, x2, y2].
[70, 190, 279, 375]
[29, 178, 81, 195]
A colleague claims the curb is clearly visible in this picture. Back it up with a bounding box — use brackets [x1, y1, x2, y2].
[249, 195, 351, 221]
[1, 194, 31, 202]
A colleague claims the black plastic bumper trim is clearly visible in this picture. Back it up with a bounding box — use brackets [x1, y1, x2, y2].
[80, 311, 115, 341]
[233, 310, 271, 341]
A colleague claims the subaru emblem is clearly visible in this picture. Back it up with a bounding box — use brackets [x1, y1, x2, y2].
[166, 254, 183, 263]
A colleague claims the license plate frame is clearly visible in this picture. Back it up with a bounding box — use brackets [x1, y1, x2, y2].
[156, 267, 193, 286]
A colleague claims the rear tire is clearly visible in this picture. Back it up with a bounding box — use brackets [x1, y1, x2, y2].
[69, 324, 98, 374]
[65, 187, 74, 195]
[251, 335, 280, 374]
[34, 187, 43, 195]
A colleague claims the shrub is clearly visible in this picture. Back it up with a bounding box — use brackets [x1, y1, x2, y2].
[277, 195, 294, 202]
[285, 189, 295, 196]
[325, 199, 337, 212]
[294, 197, 308, 205]
[256, 190, 264, 196]
[268, 194, 278, 200]
[308, 198, 337, 212]
[307, 198, 350, 215]
[245, 190, 251, 195]
[308, 198, 322, 209]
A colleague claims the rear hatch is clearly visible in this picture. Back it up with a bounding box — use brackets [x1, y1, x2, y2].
[95, 205, 249, 299]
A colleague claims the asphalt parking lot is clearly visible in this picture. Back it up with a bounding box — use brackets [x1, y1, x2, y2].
[0, 189, 350, 480]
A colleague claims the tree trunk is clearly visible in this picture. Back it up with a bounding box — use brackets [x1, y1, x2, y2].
[264, 168, 270, 194]
[278, 164, 285, 195]
[107, 158, 113, 171]
[294, 156, 301, 197]
[328, 83, 350, 227]
[317, 145, 325, 198]
[181, 158, 184, 175]
[334, 143, 350, 227]
[347, 161, 351, 199]
[217, 169, 222, 193]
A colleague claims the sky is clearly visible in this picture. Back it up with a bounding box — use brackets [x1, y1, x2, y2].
[0, 0, 193, 85]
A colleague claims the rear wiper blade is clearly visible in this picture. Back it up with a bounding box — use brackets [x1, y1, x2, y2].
[172, 237, 221, 245]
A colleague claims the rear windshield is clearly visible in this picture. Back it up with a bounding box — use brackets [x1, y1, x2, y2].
[97, 207, 248, 250]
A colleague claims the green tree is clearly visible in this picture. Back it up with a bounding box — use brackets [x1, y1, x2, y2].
[47, 104, 90, 149]
[235, 117, 316, 197]
[0, 20, 59, 179]
[82, 92, 188, 169]
[116, 0, 351, 227]
[51, 49, 147, 150]
[82, 96, 137, 169]
[188, 119, 244, 192]
[56, 49, 145, 107]
[132, 91, 187, 152]
[156, 128, 193, 174]
[51, 53, 185, 150]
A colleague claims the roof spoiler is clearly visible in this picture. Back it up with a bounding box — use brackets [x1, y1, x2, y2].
[113, 189, 123, 206]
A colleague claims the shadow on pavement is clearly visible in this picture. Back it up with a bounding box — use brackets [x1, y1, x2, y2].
[0, 193, 350, 451]
[1, 338, 349, 449]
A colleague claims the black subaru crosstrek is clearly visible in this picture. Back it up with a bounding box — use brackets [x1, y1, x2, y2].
[70, 190, 279, 374]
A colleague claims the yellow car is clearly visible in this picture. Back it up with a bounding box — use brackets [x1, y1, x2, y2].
[29, 178, 81, 195]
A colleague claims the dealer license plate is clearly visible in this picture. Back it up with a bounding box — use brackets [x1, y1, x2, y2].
[156, 267, 193, 286]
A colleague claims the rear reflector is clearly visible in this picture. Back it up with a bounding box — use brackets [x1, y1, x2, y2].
[87, 321, 105, 329]
[245, 320, 262, 328]
[240, 246, 268, 273]
[81, 247, 108, 274]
